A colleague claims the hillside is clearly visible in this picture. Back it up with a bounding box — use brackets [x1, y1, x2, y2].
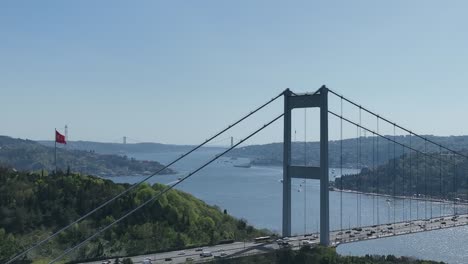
[335, 150, 468, 201]
[38, 140, 199, 155]
[228, 135, 468, 168]
[0, 136, 173, 176]
[0, 167, 266, 263]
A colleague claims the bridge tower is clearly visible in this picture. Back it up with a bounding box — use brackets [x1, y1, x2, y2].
[283, 85, 329, 246]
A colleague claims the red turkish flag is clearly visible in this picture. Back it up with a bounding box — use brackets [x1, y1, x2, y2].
[55, 130, 66, 144]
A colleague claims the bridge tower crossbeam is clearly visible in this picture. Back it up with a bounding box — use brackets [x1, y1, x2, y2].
[283, 86, 329, 246]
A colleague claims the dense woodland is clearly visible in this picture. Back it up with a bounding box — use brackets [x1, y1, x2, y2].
[0, 136, 173, 176]
[0, 167, 265, 263]
[335, 150, 468, 200]
[206, 247, 443, 264]
[229, 135, 468, 168]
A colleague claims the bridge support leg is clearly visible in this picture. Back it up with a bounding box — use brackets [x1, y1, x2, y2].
[319, 87, 330, 246]
[282, 89, 292, 237]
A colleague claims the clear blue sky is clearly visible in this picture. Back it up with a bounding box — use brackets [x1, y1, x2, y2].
[1, 0, 467, 145]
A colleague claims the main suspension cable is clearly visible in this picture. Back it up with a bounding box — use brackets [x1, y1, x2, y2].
[327, 110, 462, 221]
[327, 88, 468, 160]
[49, 113, 285, 264]
[6, 90, 286, 264]
[327, 111, 457, 166]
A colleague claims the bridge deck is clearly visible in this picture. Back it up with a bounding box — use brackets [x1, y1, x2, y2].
[82, 214, 468, 264]
[330, 214, 468, 246]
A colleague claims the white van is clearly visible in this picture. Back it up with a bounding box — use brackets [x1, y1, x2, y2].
[200, 251, 213, 257]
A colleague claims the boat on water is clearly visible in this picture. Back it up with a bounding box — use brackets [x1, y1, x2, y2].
[233, 158, 251, 168]
[233, 163, 251, 168]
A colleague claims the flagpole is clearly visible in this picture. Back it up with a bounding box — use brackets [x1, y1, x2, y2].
[54, 129, 57, 174]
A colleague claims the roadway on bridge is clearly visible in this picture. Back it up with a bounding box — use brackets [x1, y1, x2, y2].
[83, 214, 468, 264]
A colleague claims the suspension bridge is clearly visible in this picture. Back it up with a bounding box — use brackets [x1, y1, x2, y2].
[6, 86, 468, 264]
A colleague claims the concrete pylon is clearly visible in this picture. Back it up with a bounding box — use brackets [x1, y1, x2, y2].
[282, 86, 329, 246]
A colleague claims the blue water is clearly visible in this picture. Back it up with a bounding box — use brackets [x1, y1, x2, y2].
[105, 148, 468, 264]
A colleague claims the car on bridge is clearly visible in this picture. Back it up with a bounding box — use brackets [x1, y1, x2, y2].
[301, 240, 314, 247]
[214, 253, 228, 259]
[200, 251, 213, 257]
[279, 241, 292, 247]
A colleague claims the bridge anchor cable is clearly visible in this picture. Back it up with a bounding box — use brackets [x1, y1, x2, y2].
[48, 113, 285, 264]
[6, 90, 286, 264]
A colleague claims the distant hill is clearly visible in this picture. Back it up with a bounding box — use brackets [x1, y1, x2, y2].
[0, 136, 174, 176]
[228, 135, 468, 168]
[38, 140, 222, 155]
[336, 149, 468, 201]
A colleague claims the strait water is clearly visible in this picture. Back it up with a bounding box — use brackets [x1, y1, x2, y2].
[106, 148, 468, 264]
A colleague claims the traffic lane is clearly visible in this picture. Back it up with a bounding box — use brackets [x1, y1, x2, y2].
[136, 241, 278, 263]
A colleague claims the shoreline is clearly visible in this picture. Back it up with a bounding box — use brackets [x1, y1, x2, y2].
[331, 187, 468, 206]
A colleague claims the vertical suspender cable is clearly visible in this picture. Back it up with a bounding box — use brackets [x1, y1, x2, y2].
[358, 107, 362, 226]
[453, 155, 456, 215]
[393, 124, 396, 227]
[409, 134, 412, 222]
[388, 136, 391, 223]
[430, 141, 433, 219]
[377, 117, 380, 225]
[402, 145, 405, 222]
[416, 150, 420, 220]
[340, 97, 343, 231]
[424, 139, 427, 219]
[372, 132, 376, 225]
[304, 108, 307, 235]
[440, 145, 443, 217]
[356, 124, 359, 227]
